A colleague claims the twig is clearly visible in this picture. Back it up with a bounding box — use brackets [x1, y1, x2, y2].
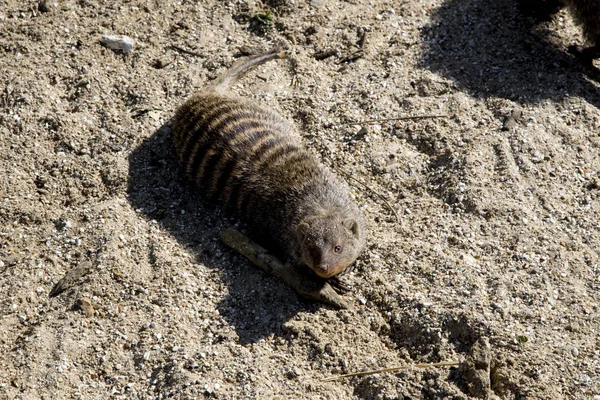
[322, 361, 460, 382]
[340, 114, 449, 126]
[314, 49, 338, 61]
[357, 29, 368, 49]
[337, 169, 400, 223]
[338, 49, 364, 64]
[220, 228, 350, 309]
[130, 107, 164, 118]
[170, 44, 203, 57]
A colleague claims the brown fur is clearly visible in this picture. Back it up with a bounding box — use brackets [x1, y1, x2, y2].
[172, 49, 365, 279]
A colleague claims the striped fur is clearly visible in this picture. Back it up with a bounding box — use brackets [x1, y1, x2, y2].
[172, 50, 365, 279]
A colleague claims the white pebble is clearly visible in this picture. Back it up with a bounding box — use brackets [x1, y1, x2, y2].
[571, 347, 579, 357]
[100, 35, 134, 54]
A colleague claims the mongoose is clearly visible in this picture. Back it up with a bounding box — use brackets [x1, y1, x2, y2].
[520, 0, 600, 63]
[172, 49, 365, 283]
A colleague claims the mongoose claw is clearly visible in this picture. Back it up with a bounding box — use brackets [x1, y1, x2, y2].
[296, 282, 351, 310]
[327, 276, 352, 295]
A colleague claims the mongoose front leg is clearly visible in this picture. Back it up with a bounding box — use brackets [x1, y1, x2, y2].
[568, 44, 600, 78]
[220, 228, 350, 309]
[328, 276, 353, 295]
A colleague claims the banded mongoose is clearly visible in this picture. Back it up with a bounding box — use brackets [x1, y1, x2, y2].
[172, 49, 366, 285]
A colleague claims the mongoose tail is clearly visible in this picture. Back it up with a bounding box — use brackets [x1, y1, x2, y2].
[212, 48, 287, 92]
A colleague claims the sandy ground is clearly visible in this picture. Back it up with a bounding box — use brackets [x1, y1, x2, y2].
[1, 0, 600, 399]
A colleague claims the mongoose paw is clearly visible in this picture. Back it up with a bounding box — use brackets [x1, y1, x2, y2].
[328, 276, 352, 295]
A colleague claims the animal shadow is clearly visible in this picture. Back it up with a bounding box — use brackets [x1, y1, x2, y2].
[127, 122, 320, 344]
[421, 0, 600, 105]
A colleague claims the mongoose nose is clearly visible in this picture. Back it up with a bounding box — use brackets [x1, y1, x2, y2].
[313, 264, 331, 277]
[315, 264, 328, 273]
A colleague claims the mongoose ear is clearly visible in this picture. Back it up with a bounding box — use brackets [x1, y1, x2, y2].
[343, 219, 359, 238]
[296, 222, 310, 241]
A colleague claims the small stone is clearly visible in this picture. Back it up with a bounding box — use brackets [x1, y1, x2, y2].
[100, 35, 134, 54]
[152, 58, 171, 69]
[76, 298, 95, 317]
[571, 347, 579, 357]
[531, 151, 544, 163]
[357, 126, 369, 136]
[38, 0, 50, 13]
[55, 219, 72, 231]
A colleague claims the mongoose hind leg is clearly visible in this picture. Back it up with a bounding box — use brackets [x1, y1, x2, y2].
[220, 228, 350, 309]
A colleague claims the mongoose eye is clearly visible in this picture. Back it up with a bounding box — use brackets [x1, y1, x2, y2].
[334, 245, 342, 253]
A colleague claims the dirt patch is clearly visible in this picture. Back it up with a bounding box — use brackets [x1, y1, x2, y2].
[1, 0, 599, 398]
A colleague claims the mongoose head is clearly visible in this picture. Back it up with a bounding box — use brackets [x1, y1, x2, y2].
[296, 216, 362, 279]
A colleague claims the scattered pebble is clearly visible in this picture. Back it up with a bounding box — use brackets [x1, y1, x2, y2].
[76, 298, 95, 317]
[55, 219, 72, 231]
[99, 35, 134, 54]
[356, 126, 369, 136]
[38, 0, 50, 13]
[571, 347, 579, 357]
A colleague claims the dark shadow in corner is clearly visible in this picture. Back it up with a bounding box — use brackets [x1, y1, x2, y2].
[127, 122, 319, 344]
[420, 0, 600, 106]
